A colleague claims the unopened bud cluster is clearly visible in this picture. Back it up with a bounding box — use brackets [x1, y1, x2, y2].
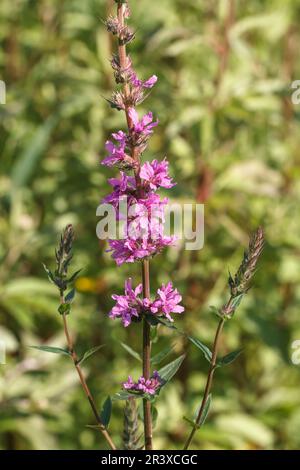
[221, 227, 264, 318]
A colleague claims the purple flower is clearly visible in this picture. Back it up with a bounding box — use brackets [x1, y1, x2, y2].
[149, 282, 184, 322]
[102, 172, 136, 212]
[130, 72, 158, 89]
[128, 108, 158, 136]
[102, 131, 136, 168]
[123, 375, 135, 390]
[109, 278, 143, 327]
[123, 370, 162, 395]
[140, 158, 175, 190]
[126, 193, 168, 241]
[102, 131, 127, 166]
[108, 236, 175, 266]
[143, 75, 158, 88]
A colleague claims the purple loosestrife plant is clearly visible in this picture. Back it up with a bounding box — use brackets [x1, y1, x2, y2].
[34, 0, 265, 451]
[102, 1, 264, 451]
[103, 0, 183, 450]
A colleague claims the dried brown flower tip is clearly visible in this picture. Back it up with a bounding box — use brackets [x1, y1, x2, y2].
[110, 54, 132, 83]
[107, 91, 126, 111]
[106, 16, 135, 45]
[105, 16, 120, 35]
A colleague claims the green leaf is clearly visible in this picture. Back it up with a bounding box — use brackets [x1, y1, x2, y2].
[188, 336, 212, 363]
[155, 316, 178, 330]
[151, 345, 174, 365]
[77, 345, 104, 365]
[151, 404, 158, 428]
[30, 345, 71, 356]
[11, 116, 57, 188]
[217, 349, 243, 367]
[150, 325, 158, 342]
[145, 314, 180, 331]
[42, 264, 56, 286]
[112, 391, 143, 401]
[209, 305, 222, 318]
[58, 303, 71, 315]
[85, 424, 102, 431]
[231, 294, 244, 310]
[198, 394, 212, 426]
[65, 288, 76, 303]
[158, 354, 185, 383]
[145, 314, 160, 326]
[67, 269, 83, 283]
[119, 342, 142, 362]
[100, 396, 112, 428]
[112, 389, 155, 401]
[183, 394, 212, 429]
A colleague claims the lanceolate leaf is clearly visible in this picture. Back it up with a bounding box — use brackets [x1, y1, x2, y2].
[151, 345, 174, 365]
[100, 396, 112, 427]
[42, 264, 56, 285]
[155, 316, 178, 330]
[145, 314, 160, 327]
[77, 345, 105, 365]
[67, 269, 83, 283]
[231, 294, 244, 310]
[188, 336, 212, 363]
[112, 391, 143, 401]
[65, 288, 76, 303]
[217, 349, 243, 367]
[86, 424, 102, 431]
[11, 116, 57, 188]
[30, 345, 71, 356]
[198, 394, 212, 426]
[184, 394, 212, 430]
[158, 354, 185, 383]
[119, 342, 142, 362]
[145, 314, 178, 331]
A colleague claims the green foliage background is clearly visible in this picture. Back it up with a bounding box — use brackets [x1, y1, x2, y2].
[1, 0, 300, 450]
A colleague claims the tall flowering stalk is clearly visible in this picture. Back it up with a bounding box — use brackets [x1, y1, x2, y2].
[38, 226, 116, 450]
[102, 0, 183, 449]
[183, 227, 264, 449]
[34, 1, 265, 451]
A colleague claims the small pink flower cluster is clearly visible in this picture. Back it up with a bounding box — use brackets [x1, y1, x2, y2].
[109, 279, 184, 327]
[123, 371, 162, 395]
[101, 97, 177, 266]
[102, 108, 158, 168]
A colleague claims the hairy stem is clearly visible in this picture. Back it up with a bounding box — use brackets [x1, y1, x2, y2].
[183, 318, 225, 450]
[60, 295, 117, 450]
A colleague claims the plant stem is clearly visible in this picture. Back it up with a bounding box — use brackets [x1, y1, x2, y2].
[142, 259, 153, 450]
[183, 318, 225, 450]
[116, 2, 153, 450]
[60, 295, 117, 450]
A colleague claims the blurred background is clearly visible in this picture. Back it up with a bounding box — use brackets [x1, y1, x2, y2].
[1, 0, 300, 450]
